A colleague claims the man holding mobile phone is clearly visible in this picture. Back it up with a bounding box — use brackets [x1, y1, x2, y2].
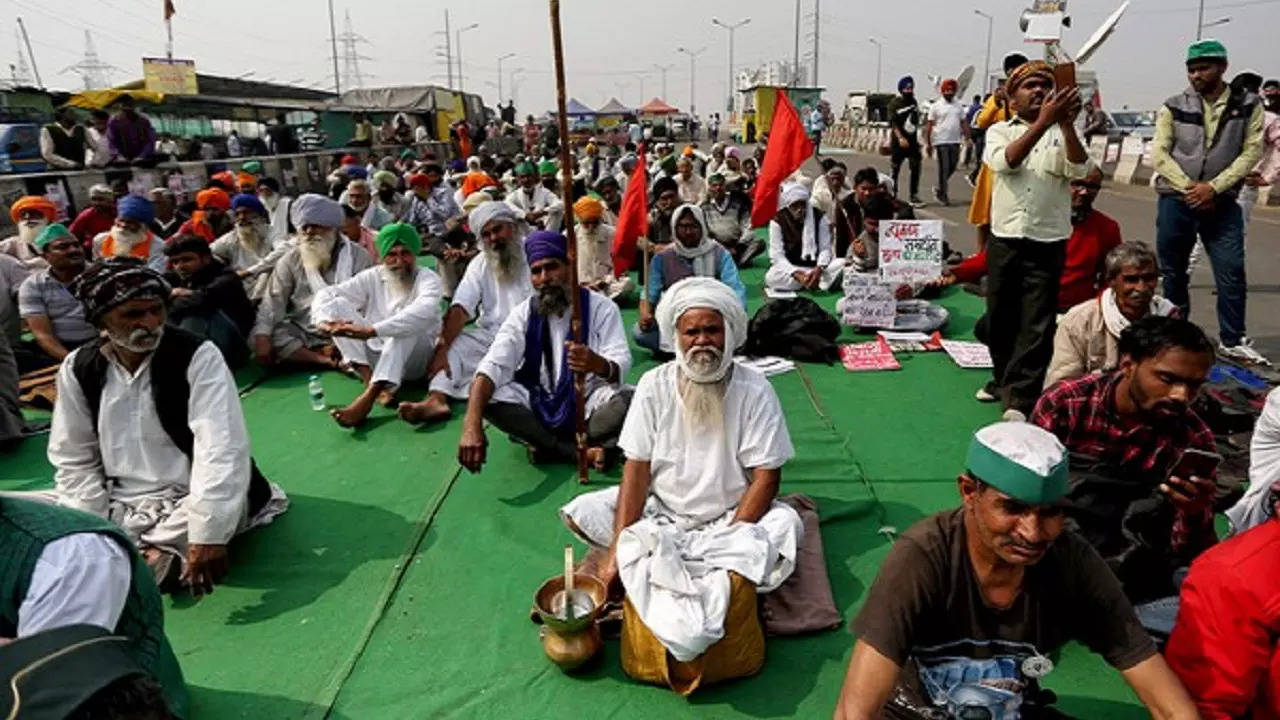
[1031, 316, 1218, 617]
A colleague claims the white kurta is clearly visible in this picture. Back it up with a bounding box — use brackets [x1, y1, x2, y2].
[560, 362, 802, 661]
[429, 252, 533, 399]
[18, 532, 130, 638]
[209, 229, 285, 301]
[1228, 387, 1280, 533]
[313, 265, 444, 388]
[48, 341, 287, 556]
[475, 289, 631, 414]
[764, 218, 845, 292]
[505, 186, 564, 232]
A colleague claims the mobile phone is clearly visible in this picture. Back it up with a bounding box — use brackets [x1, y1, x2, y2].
[1052, 62, 1077, 91]
[1169, 448, 1221, 480]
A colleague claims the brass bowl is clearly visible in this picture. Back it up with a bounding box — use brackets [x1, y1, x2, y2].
[534, 573, 606, 634]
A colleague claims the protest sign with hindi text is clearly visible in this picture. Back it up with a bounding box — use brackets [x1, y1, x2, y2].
[879, 219, 944, 285]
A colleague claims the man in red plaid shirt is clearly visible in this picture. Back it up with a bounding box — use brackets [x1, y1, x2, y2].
[1031, 316, 1218, 614]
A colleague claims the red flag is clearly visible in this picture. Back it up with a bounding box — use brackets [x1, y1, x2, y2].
[611, 144, 649, 275]
[750, 89, 814, 228]
[163, 0, 176, 20]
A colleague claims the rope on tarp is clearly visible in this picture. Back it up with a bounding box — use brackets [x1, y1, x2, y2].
[794, 364, 898, 543]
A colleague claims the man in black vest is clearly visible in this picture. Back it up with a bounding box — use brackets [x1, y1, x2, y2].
[43, 258, 286, 595]
[39, 107, 89, 170]
[1153, 39, 1266, 365]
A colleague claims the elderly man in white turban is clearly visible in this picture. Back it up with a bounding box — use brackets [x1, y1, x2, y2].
[210, 193, 285, 301]
[764, 183, 845, 294]
[561, 277, 804, 676]
[313, 223, 444, 428]
[396, 201, 533, 425]
[251, 193, 374, 369]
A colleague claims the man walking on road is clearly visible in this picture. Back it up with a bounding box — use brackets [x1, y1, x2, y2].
[888, 77, 924, 207]
[1152, 40, 1266, 365]
[926, 79, 967, 206]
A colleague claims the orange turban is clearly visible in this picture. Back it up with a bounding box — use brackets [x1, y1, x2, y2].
[460, 171, 498, 197]
[1006, 60, 1054, 93]
[236, 172, 257, 189]
[209, 171, 235, 191]
[196, 188, 231, 211]
[9, 195, 57, 224]
[573, 196, 604, 222]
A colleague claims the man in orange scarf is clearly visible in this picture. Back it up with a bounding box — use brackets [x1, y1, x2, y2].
[91, 196, 166, 272]
[178, 188, 234, 243]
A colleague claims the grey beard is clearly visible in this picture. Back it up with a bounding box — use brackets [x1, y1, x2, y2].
[110, 228, 145, 254]
[106, 324, 164, 354]
[485, 242, 522, 285]
[382, 264, 416, 298]
[535, 284, 569, 317]
[678, 367, 728, 430]
[236, 222, 268, 254]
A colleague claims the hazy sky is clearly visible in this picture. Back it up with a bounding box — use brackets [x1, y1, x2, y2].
[4, 0, 1274, 115]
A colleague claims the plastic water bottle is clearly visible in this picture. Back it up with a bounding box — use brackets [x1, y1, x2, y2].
[308, 375, 325, 411]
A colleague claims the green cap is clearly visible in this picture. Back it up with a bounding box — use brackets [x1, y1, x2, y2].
[1187, 39, 1227, 63]
[965, 422, 1069, 505]
[374, 221, 422, 258]
[538, 160, 558, 175]
[515, 161, 536, 175]
[241, 160, 263, 175]
[32, 222, 71, 251]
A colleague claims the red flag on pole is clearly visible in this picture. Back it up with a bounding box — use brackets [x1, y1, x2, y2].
[611, 144, 649, 276]
[750, 89, 814, 228]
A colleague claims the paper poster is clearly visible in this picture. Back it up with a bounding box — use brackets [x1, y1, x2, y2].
[736, 356, 796, 377]
[879, 219, 944, 285]
[840, 338, 901, 372]
[43, 183, 69, 222]
[842, 273, 897, 329]
[127, 171, 157, 197]
[878, 330, 944, 353]
[941, 339, 994, 369]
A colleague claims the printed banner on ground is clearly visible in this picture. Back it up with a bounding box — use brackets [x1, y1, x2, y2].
[840, 338, 901, 372]
[843, 272, 896, 328]
[941, 339, 994, 369]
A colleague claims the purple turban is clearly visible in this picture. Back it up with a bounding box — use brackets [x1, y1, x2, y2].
[524, 231, 567, 265]
[230, 193, 268, 217]
[116, 195, 154, 224]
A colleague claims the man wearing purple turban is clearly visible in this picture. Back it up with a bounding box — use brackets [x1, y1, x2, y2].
[456, 230, 633, 472]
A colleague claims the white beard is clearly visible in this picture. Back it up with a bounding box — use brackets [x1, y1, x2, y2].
[485, 241, 523, 285]
[381, 264, 416, 300]
[236, 222, 269, 255]
[110, 227, 146, 255]
[678, 355, 728, 431]
[17, 219, 47, 246]
[260, 194, 280, 213]
[106, 324, 164, 354]
[298, 230, 337, 272]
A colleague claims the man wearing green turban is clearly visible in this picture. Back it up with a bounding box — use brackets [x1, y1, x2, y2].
[835, 421, 1201, 720]
[507, 158, 564, 231]
[312, 222, 445, 427]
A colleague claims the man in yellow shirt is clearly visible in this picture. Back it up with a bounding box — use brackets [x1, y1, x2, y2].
[1152, 39, 1266, 365]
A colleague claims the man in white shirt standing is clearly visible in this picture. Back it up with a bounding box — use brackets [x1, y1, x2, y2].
[982, 61, 1088, 421]
[84, 111, 114, 168]
[46, 258, 287, 595]
[314, 223, 444, 428]
[925, 78, 968, 206]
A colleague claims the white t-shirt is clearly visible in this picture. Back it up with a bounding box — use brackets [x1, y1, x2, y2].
[619, 362, 794, 522]
[928, 99, 967, 145]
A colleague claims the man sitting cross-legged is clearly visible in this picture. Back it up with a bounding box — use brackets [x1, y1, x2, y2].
[560, 277, 804, 673]
[44, 258, 288, 595]
[313, 222, 444, 428]
[833, 421, 1199, 720]
[396, 201, 533, 425]
[457, 230, 632, 469]
[251, 193, 374, 370]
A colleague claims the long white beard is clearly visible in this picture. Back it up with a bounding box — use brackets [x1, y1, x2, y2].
[260, 194, 280, 213]
[298, 230, 337, 272]
[236, 222, 269, 254]
[17, 219, 47, 245]
[382, 264, 416, 300]
[110, 227, 146, 255]
[678, 352, 728, 430]
[485, 241, 522, 285]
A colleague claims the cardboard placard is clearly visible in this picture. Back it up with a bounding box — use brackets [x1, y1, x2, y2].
[941, 339, 994, 369]
[840, 338, 901, 372]
[843, 273, 897, 329]
[879, 220, 944, 285]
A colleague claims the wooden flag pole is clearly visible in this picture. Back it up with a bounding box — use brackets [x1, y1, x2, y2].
[548, 0, 589, 484]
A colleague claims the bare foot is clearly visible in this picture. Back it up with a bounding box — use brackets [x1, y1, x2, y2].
[398, 394, 452, 424]
[331, 388, 377, 427]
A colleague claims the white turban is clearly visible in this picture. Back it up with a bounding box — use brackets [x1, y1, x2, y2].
[89, 184, 113, 201]
[656, 277, 748, 382]
[290, 193, 343, 228]
[468, 200, 518, 234]
[670, 204, 718, 275]
[778, 182, 810, 210]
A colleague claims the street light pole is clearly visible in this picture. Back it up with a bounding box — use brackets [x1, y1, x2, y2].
[497, 52, 515, 103]
[653, 63, 674, 101]
[711, 18, 750, 115]
[868, 37, 882, 94]
[1199, 16, 1231, 36]
[455, 22, 478, 91]
[974, 9, 993, 94]
[1196, 0, 1205, 39]
[677, 46, 707, 116]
